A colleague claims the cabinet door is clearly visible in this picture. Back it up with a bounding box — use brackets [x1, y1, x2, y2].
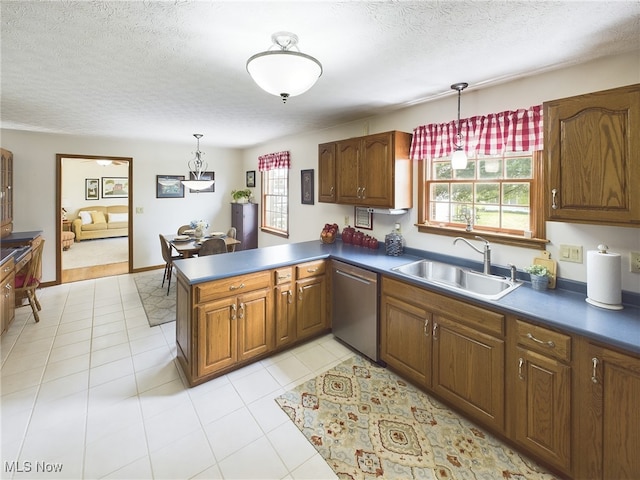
[545, 84, 640, 226]
[432, 315, 505, 432]
[380, 294, 432, 387]
[274, 283, 296, 348]
[318, 142, 336, 203]
[197, 297, 237, 377]
[514, 348, 571, 473]
[296, 275, 327, 339]
[360, 132, 393, 207]
[1, 271, 14, 334]
[336, 138, 361, 204]
[578, 344, 640, 479]
[238, 287, 273, 361]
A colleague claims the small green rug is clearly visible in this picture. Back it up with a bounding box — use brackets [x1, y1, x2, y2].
[133, 270, 176, 327]
[276, 356, 558, 480]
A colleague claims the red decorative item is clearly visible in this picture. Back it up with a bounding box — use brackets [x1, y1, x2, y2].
[342, 225, 355, 244]
[369, 237, 379, 249]
[353, 230, 364, 246]
[320, 223, 340, 244]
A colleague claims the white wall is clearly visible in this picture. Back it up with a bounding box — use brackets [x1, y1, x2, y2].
[241, 51, 640, 293]
[0, 131, 242, 279]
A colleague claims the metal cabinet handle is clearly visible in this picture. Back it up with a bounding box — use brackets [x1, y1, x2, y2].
[361, 187, 365, 199]
[287, 290, 293, 304]
[238, 303, 245, 319]
[356, 187, 362, 198]
[231, 303, 237, 320]
[591, 357, 599, 384]
[330, 186, 334, 195]
[298, 287, 303, 301]
[3, 266, 11, 273]
[306, 267, 318, 273]
[518, 357, 525, 380]
[432, 322, 439, 340]
[4, 283, 11, 298]
[277, 274, 291, 280]
[423, 319, 429, 337]
[229, 283, 245, 291]
[526, 332, 555, 348]
[551, 189, 558, 210]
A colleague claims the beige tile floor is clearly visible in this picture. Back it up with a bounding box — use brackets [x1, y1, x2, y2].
[1, 274, 353, 479]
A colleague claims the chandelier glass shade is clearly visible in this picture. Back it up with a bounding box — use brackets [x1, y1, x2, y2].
[181, 134, 214, 191]
[451, 82, 469, 170]
[247, 32, 322, 103]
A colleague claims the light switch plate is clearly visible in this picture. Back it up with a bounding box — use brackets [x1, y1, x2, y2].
[559, 244, 583, 263]
[631, 251, 640, 273]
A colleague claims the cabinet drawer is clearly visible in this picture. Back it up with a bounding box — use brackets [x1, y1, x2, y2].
[1, 257, 15, 281]
[195, 271, 271, 304]
[516, 320, 571, 362]
[296, 260, 325, 279]
[274, 267, 293, 285]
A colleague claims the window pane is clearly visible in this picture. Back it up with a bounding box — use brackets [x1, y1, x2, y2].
[475, 183, 500, 204]
[502, 206, 530, 230]
[475, 205, 500, 228]
[479, 158, 502, 179]
[453, 160, 475, 179]
[451, 183, 472, 203]
[431, 202, 450, 223]
[431, 183, 449, 201]
[505, 157, 532, 179]
[262, 168, 289, 235]
[503, 183, 530, 206]
[433, 161, 452, 180]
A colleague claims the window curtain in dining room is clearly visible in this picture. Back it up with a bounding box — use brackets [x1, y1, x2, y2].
[258, 150, 291, 171]
[409, 105, 543, 160]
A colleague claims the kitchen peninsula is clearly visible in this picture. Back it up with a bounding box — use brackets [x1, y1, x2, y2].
[173, 240, 640, 480]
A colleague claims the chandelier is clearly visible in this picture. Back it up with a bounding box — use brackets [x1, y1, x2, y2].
[246, 32, 323, 103]
[181, 134, 214, 191]
[451, 82, 469, 170]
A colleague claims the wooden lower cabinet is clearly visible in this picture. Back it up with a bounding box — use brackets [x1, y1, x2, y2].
[295, 260, 327, 339]
[197, 296, 237, 376]
[576, 341, 640, 480]
[1, 257, 15, 334]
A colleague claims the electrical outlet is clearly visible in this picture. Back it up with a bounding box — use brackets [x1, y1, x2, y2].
[135, 207, 144, 214]
[630, 251, 640, 273]
[344, 216, 349, 226]
[559, 244, 583, 263]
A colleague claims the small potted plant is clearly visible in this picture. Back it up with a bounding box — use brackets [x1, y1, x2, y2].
[524, 264, 553, 291]
[231, 189, 252, 203]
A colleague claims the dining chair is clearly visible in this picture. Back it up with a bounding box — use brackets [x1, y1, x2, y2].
[177, 224, 191, 235]
[198, 238, 227, 256]
[226, 227, 237, 252]
[15, 240, 45, 323]
[159, 234, 182, 295]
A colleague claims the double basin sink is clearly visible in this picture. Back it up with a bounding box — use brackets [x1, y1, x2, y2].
[391, 259, 521, 301]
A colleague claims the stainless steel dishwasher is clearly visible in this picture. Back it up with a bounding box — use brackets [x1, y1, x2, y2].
[332, 261, 379, 362]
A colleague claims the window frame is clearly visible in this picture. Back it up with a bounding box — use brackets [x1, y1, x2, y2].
[260, 167, 289, 238]
[416, 150, 547, 249]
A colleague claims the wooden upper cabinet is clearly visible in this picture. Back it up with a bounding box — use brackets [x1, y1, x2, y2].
[544, 84, 640, 226]
[318, 142, 336, 203]
[320, 131, 412, 209]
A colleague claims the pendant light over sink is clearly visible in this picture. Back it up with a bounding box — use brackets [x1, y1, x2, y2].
[181, 134, 214, 191]
[451, 82, 469, 170]
[246, 32, 323, 103]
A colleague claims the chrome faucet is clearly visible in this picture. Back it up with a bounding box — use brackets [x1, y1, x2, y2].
[454, 236, 492, 275]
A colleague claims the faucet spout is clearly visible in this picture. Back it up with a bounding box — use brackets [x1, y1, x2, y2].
[453, 236, 492, 275]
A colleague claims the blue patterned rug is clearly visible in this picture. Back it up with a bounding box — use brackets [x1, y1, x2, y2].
[134, 270, 176, 327]
[276, 355, 558, 479]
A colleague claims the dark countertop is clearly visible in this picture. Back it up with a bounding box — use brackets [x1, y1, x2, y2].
[1, 230, 42, 244]
[173, 240, 640, 356]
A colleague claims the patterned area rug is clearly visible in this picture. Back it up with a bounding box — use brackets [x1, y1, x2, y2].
[133, 270, 176, 327]
[276, 356, 558, 480]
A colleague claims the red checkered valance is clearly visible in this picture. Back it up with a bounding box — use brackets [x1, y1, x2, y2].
[258, 150, 291, 171]
[410, 105, 543, 160]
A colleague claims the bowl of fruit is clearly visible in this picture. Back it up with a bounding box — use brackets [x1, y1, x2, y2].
[320, 223, 339, 244]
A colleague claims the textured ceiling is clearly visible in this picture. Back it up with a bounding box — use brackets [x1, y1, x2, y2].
[2, 1, 639, 148]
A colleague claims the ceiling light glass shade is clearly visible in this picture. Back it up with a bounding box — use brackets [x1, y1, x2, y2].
[247, 32, 322, 102]
[96, 159, 112, 166]
[451, 148, 468, 170]
[181, 134, 214, 191]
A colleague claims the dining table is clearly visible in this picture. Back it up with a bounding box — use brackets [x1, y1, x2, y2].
[164, 233, 241, 258]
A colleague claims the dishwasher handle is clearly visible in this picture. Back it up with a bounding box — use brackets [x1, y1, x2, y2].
[335, 269, 376, 285]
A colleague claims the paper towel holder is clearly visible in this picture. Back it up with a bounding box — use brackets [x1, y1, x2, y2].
[586, 244, 624, 311]
[597, 244, 609, 253]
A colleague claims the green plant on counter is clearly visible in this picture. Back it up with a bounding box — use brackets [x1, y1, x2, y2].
[524, 264, 553, 278]
[231, 189, 252, 201]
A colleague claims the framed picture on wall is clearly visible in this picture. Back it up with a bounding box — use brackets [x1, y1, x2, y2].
[156, 175, 185, 198]
[85, 178, 99, 200]
[102, 177, 128, 198]
[246, 170, 256, 188]
[189, 171, 215, 193]
[301, 169, 314, 205]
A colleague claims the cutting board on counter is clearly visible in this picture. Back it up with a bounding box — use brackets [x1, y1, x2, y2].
[533, 251, 557, 289]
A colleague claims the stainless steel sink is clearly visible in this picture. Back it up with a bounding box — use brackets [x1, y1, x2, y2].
[391, 259, 521, 300]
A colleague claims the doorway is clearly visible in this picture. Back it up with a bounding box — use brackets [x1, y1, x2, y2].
[56, 154, 133, 284]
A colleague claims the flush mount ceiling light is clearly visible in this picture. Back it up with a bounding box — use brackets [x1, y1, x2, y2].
[451, 82, 469, 170]
[181, 134, 214, 191]
[246, 32, 323, 103]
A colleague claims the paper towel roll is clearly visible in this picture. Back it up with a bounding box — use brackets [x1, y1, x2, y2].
[586, 249, 623, 310]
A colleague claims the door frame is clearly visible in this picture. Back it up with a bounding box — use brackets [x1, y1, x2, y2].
[55, 154, 134, 285]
